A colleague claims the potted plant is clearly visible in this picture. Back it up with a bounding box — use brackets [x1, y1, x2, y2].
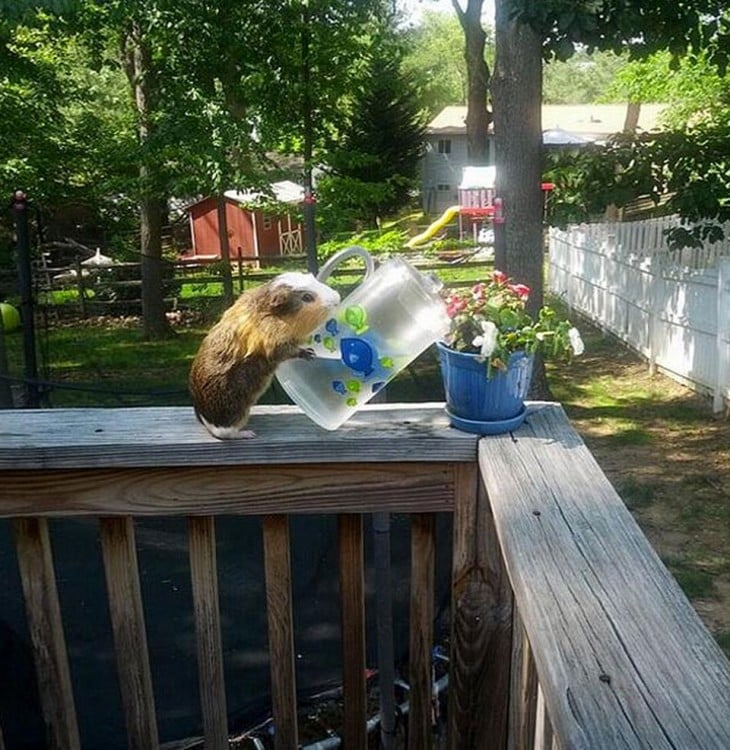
[437, 270, 584, 435]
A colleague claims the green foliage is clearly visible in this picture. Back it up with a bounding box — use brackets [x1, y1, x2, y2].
[318, 228, 408, 260]
[542, 38, 730, 246]
[543, 49, 628, 104]
[514, 0, 730, 74]
[318, 30, 426, 234]
[545, 121, 730, 247]
[442, 271, 583, 373]
[401, 10, 482, 116]
[0, 10, 139, 242]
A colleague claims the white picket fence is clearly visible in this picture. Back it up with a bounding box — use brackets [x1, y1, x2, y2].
[548, 216, 730, 412]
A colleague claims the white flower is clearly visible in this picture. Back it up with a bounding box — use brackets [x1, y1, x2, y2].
[568, 327, 585, 356]
[472, 320, 498, 359]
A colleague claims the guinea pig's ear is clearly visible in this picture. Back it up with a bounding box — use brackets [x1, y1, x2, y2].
[268, 285, 298, 315]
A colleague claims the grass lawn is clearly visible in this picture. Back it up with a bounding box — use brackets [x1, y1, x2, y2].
[1, 293, 728, 657]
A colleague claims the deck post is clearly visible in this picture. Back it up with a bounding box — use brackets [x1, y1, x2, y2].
[448, 463, 513, 749]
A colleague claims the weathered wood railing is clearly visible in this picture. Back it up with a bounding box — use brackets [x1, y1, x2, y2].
[0, 403, 728, 750]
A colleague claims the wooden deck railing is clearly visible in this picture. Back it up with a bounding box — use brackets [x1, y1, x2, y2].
[0, 403, 728, 750]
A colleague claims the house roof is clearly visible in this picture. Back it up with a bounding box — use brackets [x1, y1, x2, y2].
[225, 180, 304, 205]
[427, 103, 668, 141]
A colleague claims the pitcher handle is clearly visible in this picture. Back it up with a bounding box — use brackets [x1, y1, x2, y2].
[316, 245, 375, 283]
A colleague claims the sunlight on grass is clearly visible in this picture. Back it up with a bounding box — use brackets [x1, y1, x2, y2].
[664, 556, 719, 600]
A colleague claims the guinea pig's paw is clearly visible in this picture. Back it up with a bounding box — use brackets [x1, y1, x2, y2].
[200, 416, 256, 440]
[298, 347, 316, 360]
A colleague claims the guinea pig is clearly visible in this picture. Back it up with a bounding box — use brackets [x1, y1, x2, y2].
[189, 272, 340, 439]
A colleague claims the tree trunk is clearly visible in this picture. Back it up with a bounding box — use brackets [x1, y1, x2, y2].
[492, 0, 543, 318]
[216, 196, 235, 308]
[492, 0, 551, 398]
[123, 21, 173, 340]
[453, 0, 491, 165]
[140, 192, 173, 339]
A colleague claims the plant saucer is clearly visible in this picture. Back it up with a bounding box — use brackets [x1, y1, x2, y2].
[445, 406, 528, 436]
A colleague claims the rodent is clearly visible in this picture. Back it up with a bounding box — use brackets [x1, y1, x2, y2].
[189, 272, 340, 439]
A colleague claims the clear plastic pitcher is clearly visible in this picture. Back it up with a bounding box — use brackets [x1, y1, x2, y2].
[276, 246, 450, 430]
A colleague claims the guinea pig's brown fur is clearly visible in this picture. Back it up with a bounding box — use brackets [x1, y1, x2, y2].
[189, 272, 340, 439]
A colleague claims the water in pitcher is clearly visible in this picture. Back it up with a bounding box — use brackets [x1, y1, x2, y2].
[276, 257, 450, 430]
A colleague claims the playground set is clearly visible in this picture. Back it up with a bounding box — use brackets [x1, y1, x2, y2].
[407, 166, 554, 249]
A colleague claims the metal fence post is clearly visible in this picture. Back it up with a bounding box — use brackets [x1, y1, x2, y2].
[10, 190, 40, 407]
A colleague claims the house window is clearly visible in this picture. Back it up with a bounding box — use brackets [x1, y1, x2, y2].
[262, 215, 273, 230]
[437, 184, 451, 192]
[437, 139, 452, 154]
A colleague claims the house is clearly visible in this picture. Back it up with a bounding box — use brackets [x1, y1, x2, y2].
[421, 103, 667, 215]
[183, 181, 305, 264]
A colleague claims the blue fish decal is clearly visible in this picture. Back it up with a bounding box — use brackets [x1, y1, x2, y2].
[313, 333, 322, 343]
[372, 381, 385, 393]
[340, 338, 375, 377]
[332, 380, 347, 395]
[325, 318, 339, 336]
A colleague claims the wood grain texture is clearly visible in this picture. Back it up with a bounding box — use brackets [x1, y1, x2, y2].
[408, 513, 435, 750]
[338, 514, 367, 750]
[13, 518, 81, 750]
[479, 402, 730, 749]
[0, 404, 477, 469]
[99, 517, 159, 750]
[508, 609, 538, 750]
[534, 685, 556, 750]
[188, 517, 228, 750]
[447, 465, 513, 750]
[0, 463, 457, 518]
[262, 516, 298, 750]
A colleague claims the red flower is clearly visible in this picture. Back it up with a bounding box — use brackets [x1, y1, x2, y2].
[492, 270, 508, 285]
[508, 283, 531, 301]
[446, 295, 467, 318]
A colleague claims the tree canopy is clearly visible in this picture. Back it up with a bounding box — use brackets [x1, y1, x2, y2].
[1, 0, 392, 336]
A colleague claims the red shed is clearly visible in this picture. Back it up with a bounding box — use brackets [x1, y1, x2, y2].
[184, 181, 305, 263]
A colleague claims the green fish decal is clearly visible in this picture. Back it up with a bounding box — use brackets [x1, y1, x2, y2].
[343, 305, 368, 334]
[323, 335, 336, 353]
[346, 379, 362, 394]
[379, 356, 394, 369]
[346, 396, 358, 407]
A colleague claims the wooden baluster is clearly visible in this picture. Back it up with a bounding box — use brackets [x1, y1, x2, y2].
[14, 517, 81, 750]
[188, 516, 228, 750]
[338, 514, 367, 750]
[262, 515, 298, 750]
[408, 513, 435, 750]
[99, 517, 159, 750]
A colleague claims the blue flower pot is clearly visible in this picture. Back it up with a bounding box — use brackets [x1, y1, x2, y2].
[437, 343, 534, 433]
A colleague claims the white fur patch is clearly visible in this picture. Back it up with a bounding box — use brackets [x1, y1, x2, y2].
[199, 414, 256, 440]
[273, 272, 340, 308]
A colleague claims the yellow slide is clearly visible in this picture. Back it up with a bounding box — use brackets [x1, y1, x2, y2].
[406, 205, 461, 248]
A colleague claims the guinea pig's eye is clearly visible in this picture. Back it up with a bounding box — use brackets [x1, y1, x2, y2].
[301, 292, 315, 303]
